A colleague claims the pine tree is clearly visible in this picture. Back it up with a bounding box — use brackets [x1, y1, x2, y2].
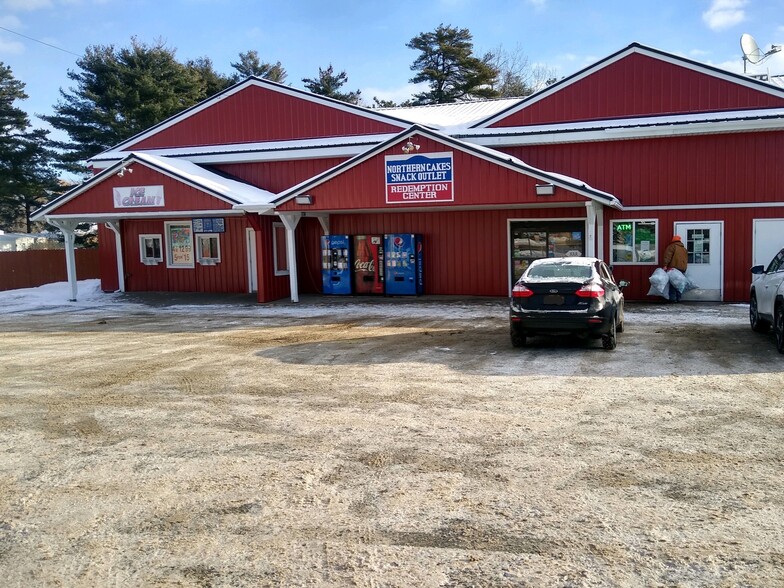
[302, 65, 361, 105]
[41, 38, 232, 175]
[0, 63, 58, 232]
[231, 50, 287, 83]
[407, 24, 499, 104]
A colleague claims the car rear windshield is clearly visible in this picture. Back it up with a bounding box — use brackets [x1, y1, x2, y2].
[527, 264, 593, 279]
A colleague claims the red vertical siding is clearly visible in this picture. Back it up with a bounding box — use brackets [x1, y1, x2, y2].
[503, 131, 784, 208]
[121, 217, 250, 294]
[490, 52, 784, 127]
[255, 214, 290, 302]
[605, 207, 784, 303]
[216, 159, 347, 193]
[125, 85, 405, 150]
[277, 136, 587, 213]
[98, 223, 120, 292]
[55, 165, 235, 216]
[307, 208, 588, 296]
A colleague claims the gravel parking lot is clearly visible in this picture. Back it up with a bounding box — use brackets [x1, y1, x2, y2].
[1, 282, 783, 586]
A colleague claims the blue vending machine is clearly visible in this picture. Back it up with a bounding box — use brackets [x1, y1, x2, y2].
[320, 234, 352, 295]
[384, 234, 424, 296]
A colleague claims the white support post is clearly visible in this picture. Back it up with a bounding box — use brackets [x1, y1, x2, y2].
[585, 202, 597, 258]
[104, 221, 125, 292]
[49, 219, 80, 301]
[279, 213, 302, 303]
[316, 214, 330, 236]
[596, 205, 605, 261]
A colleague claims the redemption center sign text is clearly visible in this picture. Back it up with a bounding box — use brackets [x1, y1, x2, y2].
[385, 152, 454, 204]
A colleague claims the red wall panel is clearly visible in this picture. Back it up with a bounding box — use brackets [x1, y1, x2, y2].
[98, 223, 119, 292]
[126, 85, 405, 150]
[121, 217, 250, 294]
[307, 207, 588, 296]
[56, 166, 235, 216]
[277, 136, 587, 213]
[217, 158, 347, 193]
[503, 131, 784, 208]
[491, 52, 784, 127]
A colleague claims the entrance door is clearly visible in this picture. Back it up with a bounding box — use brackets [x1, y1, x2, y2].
[674, 221, 723, 301]
[246, 228, 258, 293]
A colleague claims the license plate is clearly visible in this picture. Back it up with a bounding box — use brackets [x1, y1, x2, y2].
[543, 294, 564, 305]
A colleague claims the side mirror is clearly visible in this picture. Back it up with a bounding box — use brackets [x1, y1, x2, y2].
[618, 280, 630, 289]
[750, 265, 765, 275]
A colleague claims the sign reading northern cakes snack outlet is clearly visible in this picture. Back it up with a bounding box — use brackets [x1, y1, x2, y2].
[112, 185, 165, 208]
[385, 152, 454, 204]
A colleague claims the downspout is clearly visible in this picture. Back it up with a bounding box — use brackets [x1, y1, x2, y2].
[104, 221, 125, 292]
[278, 213, 302, 303]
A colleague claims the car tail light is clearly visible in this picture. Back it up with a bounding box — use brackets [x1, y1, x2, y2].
[575, 284, 604, 298]
[512, 284, 534, 298]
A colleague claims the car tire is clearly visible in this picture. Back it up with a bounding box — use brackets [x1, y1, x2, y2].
[775, 305, 784, 355]
[510, 325, 526, 348]
[617, 305, 625, 333]
[602, 316, 617, 350]
[750, 293, 770, 333]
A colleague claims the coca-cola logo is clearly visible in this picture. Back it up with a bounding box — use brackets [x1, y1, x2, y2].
[354, 258, 375, 272]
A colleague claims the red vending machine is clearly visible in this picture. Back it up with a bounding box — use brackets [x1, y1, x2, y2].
[352, 235, 385, 295]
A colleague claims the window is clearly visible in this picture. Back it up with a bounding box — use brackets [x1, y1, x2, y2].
[611, 220, 657, 264]
[165, 221, 194, 268]
[196, 233, 221, 265]
[686, 229, 710, 265]
[509, 221, 585, 282]
[139, 234, 162, 265]
[273, 223, 289, 276]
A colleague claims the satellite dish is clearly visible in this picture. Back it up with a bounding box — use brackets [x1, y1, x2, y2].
[741, 33, 764, 64]
[741, 33, 782, 74]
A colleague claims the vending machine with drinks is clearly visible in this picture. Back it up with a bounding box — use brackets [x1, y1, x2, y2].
[384, 233, 424, 296]
[352, 235, 384, 295]
[320, 234, 352, 295]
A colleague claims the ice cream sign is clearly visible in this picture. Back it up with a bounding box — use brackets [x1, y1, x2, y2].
[112, 185, 165, 208]
[385, 152, 454, 204]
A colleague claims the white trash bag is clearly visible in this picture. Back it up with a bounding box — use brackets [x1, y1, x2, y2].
[648, 267, 670, 298]
[667, 268, 698, 293]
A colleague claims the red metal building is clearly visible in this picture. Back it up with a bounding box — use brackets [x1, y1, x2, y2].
[33, 43, 784, 303]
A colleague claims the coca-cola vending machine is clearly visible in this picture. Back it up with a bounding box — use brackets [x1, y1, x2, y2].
[352, 235, 384, 295]
[320, 234, 352, 295]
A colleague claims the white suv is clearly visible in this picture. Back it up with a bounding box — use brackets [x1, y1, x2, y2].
[750, 247, 784, 353]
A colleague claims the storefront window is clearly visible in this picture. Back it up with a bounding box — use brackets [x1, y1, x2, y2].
[611, 220, 657, 264]
[196, 234, 221, 265]
[165, 221, 194, 268]
[510, 221, 585, 282]
[139, 234, 162, 265]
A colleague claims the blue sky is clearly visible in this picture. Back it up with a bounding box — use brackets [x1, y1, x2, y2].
[2, 0, 784, 133]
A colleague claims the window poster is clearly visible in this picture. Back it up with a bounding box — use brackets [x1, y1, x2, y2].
[167, 223, 193, 267]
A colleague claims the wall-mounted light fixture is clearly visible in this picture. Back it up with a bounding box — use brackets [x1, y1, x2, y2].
[117, 166, 133, 178]
[402, 138, 420, 154]
[535, 183, 555, 196]
[295, 195, 313, 205]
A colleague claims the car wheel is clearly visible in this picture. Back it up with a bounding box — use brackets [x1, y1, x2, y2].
[750, 293, 770, 333]
[510, 325, 526, 348]
[775, 305, 784, 354]
[602, 316, 617, 350]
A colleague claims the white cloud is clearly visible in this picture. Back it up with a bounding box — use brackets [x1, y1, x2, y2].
[2, 0, 53, 10]
[702, 0, 747, 32]
[0, 36, 24, 54]
[361, 82, 428, 106]
[0, 14, 22, 27]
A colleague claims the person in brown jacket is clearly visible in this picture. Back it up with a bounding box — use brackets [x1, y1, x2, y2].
[663, 235, 688, 302]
